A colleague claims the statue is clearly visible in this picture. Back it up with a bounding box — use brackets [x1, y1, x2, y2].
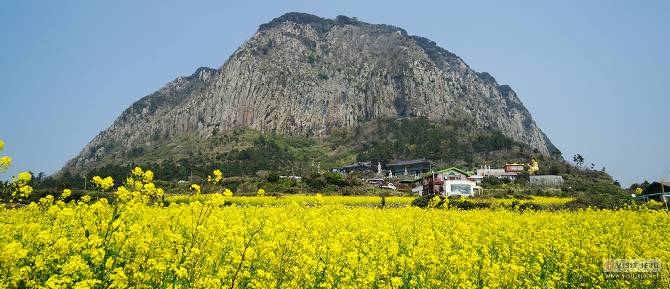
[388, 170, 393, 178]
[528, 159, 539, 175]
[377, 162, 382, 174]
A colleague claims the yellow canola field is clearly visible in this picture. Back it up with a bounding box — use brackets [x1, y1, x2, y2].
[484, 196, 575, 206]
[166, 194, 415, 207]
[165, 195, 573, 207]
[0, 198, 667, 289]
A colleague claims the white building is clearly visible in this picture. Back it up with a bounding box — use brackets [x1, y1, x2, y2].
[476, 165, 518, 181]
[421, 167, 481, 197]
[443, 179, 481, 197]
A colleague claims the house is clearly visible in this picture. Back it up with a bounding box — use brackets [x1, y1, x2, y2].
[337, 161, 373, 174]
[387, 159, 432, 177]
[504, 163, 526, 173]
[639, 182, 670, 202]
[381, 183, 397, 190]
[397, 178, 422, 192]
[436, 167, 471, 180]
[421, 167, 481, 197]
[280, 175, 302, 181]
[476, 165, 518, 181]
[529, 175, 564, 187]
[366, 178, 385, 186]
[411, 185, 423, 194]
[468, 174, 484, 184]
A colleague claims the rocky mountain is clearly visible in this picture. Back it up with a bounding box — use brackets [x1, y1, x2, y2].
[60, 12, 559, 177]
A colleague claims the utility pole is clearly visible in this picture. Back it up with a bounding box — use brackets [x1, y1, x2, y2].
[83, 174, 87, 191]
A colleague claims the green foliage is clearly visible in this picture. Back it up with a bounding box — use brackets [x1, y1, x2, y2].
[267, 171, 280, 183]
[561, 168, 622, 195]
[481, 176, 509, 187]
[260, 12, 336, 33]
[565, 192, 631, 209]
[46, 118, 621, 202]
[411, 195, 493, 210]
[411, 194, 443, 208]
[515, 171, 530, 185]
[473, 131, 514, 152]
[259, 12, 406, 36]
[448, 198, 492, 210]
[354, 117, 523, 166]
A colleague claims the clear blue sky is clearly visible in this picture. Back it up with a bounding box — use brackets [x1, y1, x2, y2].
[1, 0, 668, 186]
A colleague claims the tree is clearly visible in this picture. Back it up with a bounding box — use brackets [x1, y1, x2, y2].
[267, 171, 280, 183]
[573, 154, 584, 167]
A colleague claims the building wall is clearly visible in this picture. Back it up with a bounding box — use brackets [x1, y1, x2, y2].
[530, 175, 564, 187]
[440, 170, 469, 180]
[505, 164, 525, 172]
[443, 180, 480, 197]
[476, 168, 517, 180]
[477, 168, 506, 176]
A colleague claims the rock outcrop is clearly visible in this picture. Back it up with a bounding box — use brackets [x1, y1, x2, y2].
[60, 12, 558, 176]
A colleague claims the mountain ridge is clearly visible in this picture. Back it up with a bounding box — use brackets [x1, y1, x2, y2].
[59, 12, 559, 177]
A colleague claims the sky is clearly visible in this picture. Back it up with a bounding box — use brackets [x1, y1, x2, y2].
[1, 0, 668, 186]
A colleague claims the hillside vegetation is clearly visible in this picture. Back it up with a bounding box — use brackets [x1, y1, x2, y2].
[57, 118, 537, 181]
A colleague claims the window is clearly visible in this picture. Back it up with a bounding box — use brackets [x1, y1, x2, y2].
[451, 184, 471, 195]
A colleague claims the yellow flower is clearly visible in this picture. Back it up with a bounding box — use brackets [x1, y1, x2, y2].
[0, 139, 4, 151]
[175, 266, 189, 279]
[427, 195, 441, 209]
[132, 166, 143, 177]
[223, 188, 233, 196]
[208, 169, 223, 185]
[18, 185, 33, 197]
[0, 165, 663, 289]
[256, 188, 266, 197]
[191, 184, 201, 195]
[91, 176, 114, 191]
[143, 170, 154, 183]
[0, 156, 10, 168]
[213, 169, 223, 183]
[62, 189, 72, 199]
[17, 171, 32, 183]
[0, 156, 10, 173]
[109, 268, 128, 288]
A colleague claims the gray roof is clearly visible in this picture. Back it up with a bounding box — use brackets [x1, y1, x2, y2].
[340, 161, 372, 170]
[387, 159, 431, 167]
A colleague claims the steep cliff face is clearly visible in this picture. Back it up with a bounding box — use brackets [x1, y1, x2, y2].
[61, 13, 558, 176]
